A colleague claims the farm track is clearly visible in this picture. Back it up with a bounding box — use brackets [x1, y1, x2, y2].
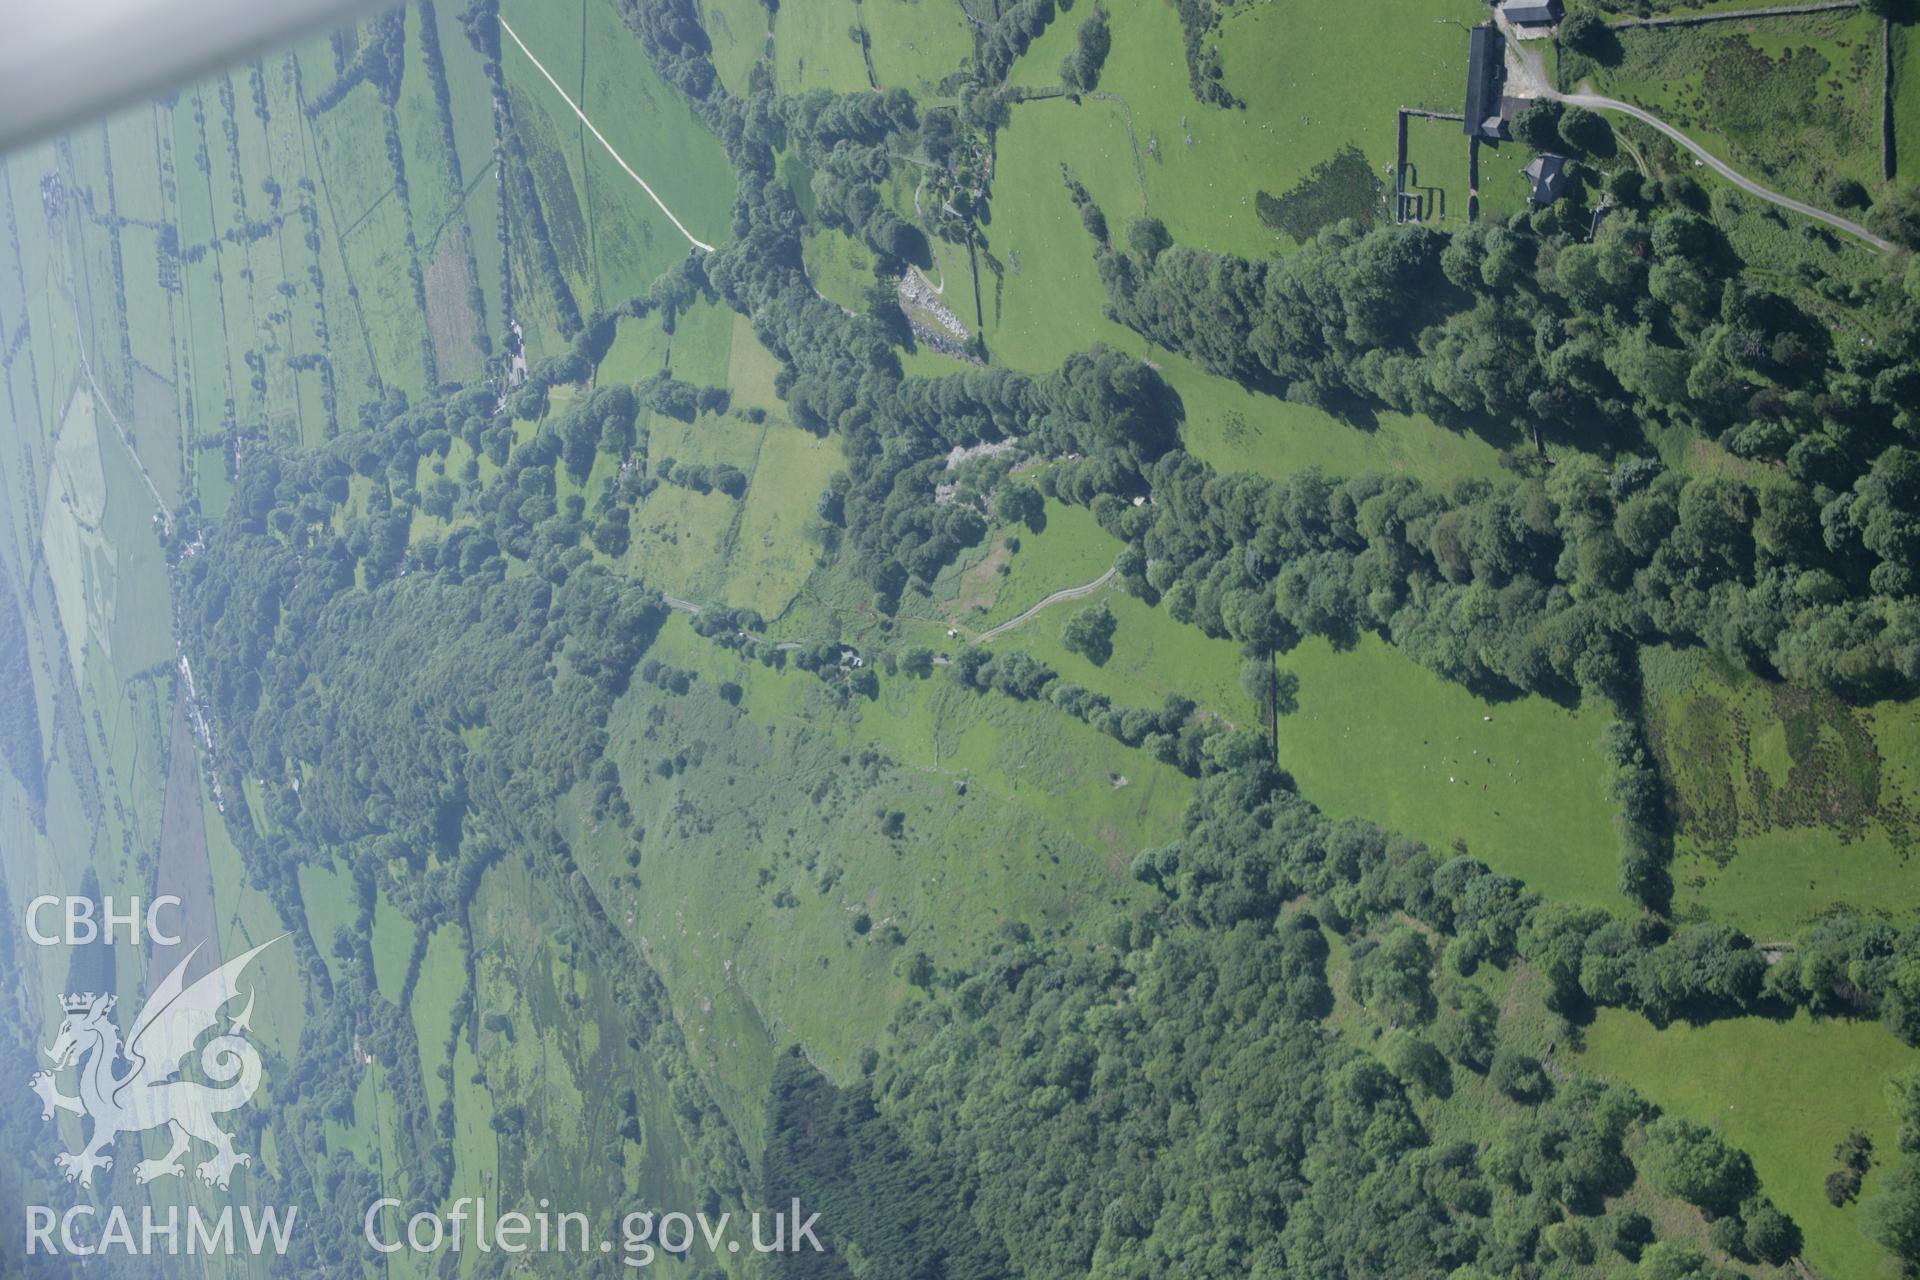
[663, 594, 805, 649]
[68, 290, 170, 525]
[497, 15, 717, 253]
[975, 565, 1116, 642]
[668, 563, 1117, 652]
[1559, 91, 1893, 250]
[1497, 14, 1892, 251]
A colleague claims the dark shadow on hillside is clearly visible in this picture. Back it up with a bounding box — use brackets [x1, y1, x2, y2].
[762, 1048, 1012, 1278]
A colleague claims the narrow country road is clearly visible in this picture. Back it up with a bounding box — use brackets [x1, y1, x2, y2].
[974, 566, 1116, 642]
[1495, 15, 1890, 252]
[497, 16, 717, 253]
[1560, 91, 1892, 251]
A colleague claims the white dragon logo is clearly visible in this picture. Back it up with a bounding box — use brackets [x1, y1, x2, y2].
[28, 937, 281, 1191]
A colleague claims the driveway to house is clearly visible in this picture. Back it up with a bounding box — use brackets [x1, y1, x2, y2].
[1495, 12, 1891, 251]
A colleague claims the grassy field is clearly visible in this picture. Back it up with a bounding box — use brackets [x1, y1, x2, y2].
[105, 106, 168, 221]
[1000, 583, 1259, 733]
[469, 824, 758, 1243]
[983, 96, 1152, 370]
[398, 8, 462, 251]
[568, 613, 1179, 1131]
[1643, 645, 1920, 935]
[1574, 1007, 1914, 1280]
[97, 407, 174, 681]
[598, 311, 671, 384]
[371, 893, 414, 1004]
[626, 474, 743, 597]
[1400, 118, 1472, 228]
[122, 241, 176, 394]
[801, 227, 877, 312]
[409, 925, 466, 1115]
[1285, 632, 1624, 909]
[724, 311, 787, 414]
[725, 423, 841, 618]
[772, 0, 874, 93]
[704, 0, 772, 94]
[862, 0, 972, 93]
[297, 859, 359, 985]
[42, 389, 110, 686]
[1004, 0, 1487, 261]
[666, 296, 736, 386]
[201, 776, 303, 1060]
[345, 196, 434, 397]
[500, 0, 734, 310]
[943, 499, 1115, 629]
[1895, 20, 1920, 184]
[308, 80, 399, 232]
[1162, 350, 1521, 485]
[434, 0, 497, 179]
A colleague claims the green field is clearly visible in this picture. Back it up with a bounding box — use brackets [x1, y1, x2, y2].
[1286, 632, 1624, 908]
[704, 0, 773, 94]
[597, 311, 671, 384]
[863, 0, 972, 92]
[297, 859, 360, 984]
[983, 96, 1152, 369]
[409, 925, 466, 1114]
[1575, 1007, 1914, 1280]
[1009, 0, 1487, 260]
[1644, 645, 1920, 935]
[944, 499, 1115, 629]
[1161, 350, 1520, 485]
[500, 0, 735, 308]
[1400, 117, 1472, 228]
[665, 296, 736, 385]
[725, 424, 841, 617]
[1895, 20, 1920, 184]
[567, 612, 1182, 1118]
[801, 227, 876, 312]
[772, 0, 874, 93]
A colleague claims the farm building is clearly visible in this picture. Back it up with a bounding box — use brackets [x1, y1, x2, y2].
[1524, 154, 1569, 204]
[1463, 23, 1508, 139]
[1499, 0, 1563, 26]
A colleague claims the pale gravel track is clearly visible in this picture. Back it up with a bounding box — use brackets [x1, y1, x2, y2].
[1494, 11, 1891, 252]
[975, 566, 1117, 642]
[1560, 91, 1893, 251]
[497, 15, 717, 253]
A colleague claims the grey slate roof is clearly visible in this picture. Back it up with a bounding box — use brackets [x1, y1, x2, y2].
[1501, 0, 1564, 24]
[1463, 24, 1506, 138]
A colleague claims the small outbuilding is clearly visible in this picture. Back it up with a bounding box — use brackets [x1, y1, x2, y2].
[1500, 0, 1563, 25]
[1524, 153, 1569, 204]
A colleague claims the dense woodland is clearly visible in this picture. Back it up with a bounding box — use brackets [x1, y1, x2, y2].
[1082, 205, 1920, 704]
[143, 0, 1920, 1275]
